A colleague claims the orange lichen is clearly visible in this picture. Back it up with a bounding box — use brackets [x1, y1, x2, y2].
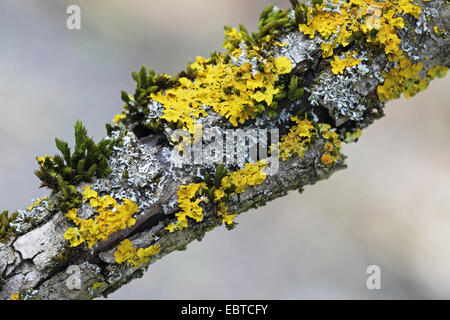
[321, 154, 334, 166]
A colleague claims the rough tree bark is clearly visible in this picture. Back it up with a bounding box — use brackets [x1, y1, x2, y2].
[0, 0, 448, 300]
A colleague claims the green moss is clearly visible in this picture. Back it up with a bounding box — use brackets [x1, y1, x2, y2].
[287, 76, 305, 101]
[293, 2, 308, 24]
[0, 210, 18, 242]
[202, 164, 236, 202]
[57, 175, 82, 213]
[34, 121, 115, 212]
[35, 121, 114, 190]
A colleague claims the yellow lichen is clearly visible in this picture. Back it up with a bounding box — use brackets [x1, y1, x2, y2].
[114, 239, 160, 268]
[324, 141, 334, 152]
[297, 0, 439, 102]
[427, 65, 448, 79]
[433, 26, 446, 36]
[36, 155, 53, 167]
[217, 203, 238, 225]
[278, 116, 341, 166]
[27, 197, 48, 211]
[278, 116, 317, 161]
[165, 223, 176, 233]
[274, 56, 293, 74]
[274, 42, 288, 47]
[377, 56, 425, 101]
[151, 28, 293, 134]
[82, 186, 98, 201]
[298, 0, 422, 73]
[63, 186, 138, 248]
[167, 161, 267, 232]
[223, 27, 243, 52]
[175, 183, 207, 225]
[91, 282, 106, 291]
[220, 161, 267, 194]
[330, 51, 361, 75]
[10, 293, 20, 300]
[298, 3, 345, 40]
[321, 42, 336, 58]
[345, 129, 363, 143]
[112, 113, 126, 126]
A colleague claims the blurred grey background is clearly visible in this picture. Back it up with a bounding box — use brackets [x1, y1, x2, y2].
[1, 0, 449, 299]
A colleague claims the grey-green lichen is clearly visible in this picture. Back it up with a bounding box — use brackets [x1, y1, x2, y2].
[0, 0, 448, 300]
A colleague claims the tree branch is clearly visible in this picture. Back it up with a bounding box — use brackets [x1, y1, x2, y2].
[1, 0, 448, 300]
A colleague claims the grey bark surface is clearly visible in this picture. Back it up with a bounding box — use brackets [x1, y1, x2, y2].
[0, 0, 448, 300]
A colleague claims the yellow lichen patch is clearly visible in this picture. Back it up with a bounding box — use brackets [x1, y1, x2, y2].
[165, 223, 176, 233]
[433, 26, 446, 36]
[220, 161, 267, 194]
[345, 129, 363, 143]
[27, 196, 48, 211]
[427, 65, 448, 79]
[82, 186, 98, 201]
[63, 186, 138, 248]
[319, 123, 342, 166]
[214, 161, 267, 225]
[274, 42, 288, 47]
[176, 182, 207, 225]
[376, 51, 448, 102]
[36, 155, 53, 167]
[324, 141, 334, 152]
[223, 27, 243, 52]
[330, 51, 361, 74]
[168, 161, 267, 232]
[217, 202, 238, 225]
[114, 239, 160, 268]
[298, 3, 345, 40]
[151, 29, 293, 133]
[279, 116, 342, 166]
[274, 56, 293, 74]
[298, 0, 422, 67]
[377, 56, 424, 101]
[91, 282, 106, 291]
[278, 116, 317, 161]
[321, 42, 336, 58]
[112, 113, 126, 126]
[10, 293, 20, 300]
[152, 56, 290, 132]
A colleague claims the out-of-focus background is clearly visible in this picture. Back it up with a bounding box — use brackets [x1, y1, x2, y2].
[1, 0, 449, 299]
